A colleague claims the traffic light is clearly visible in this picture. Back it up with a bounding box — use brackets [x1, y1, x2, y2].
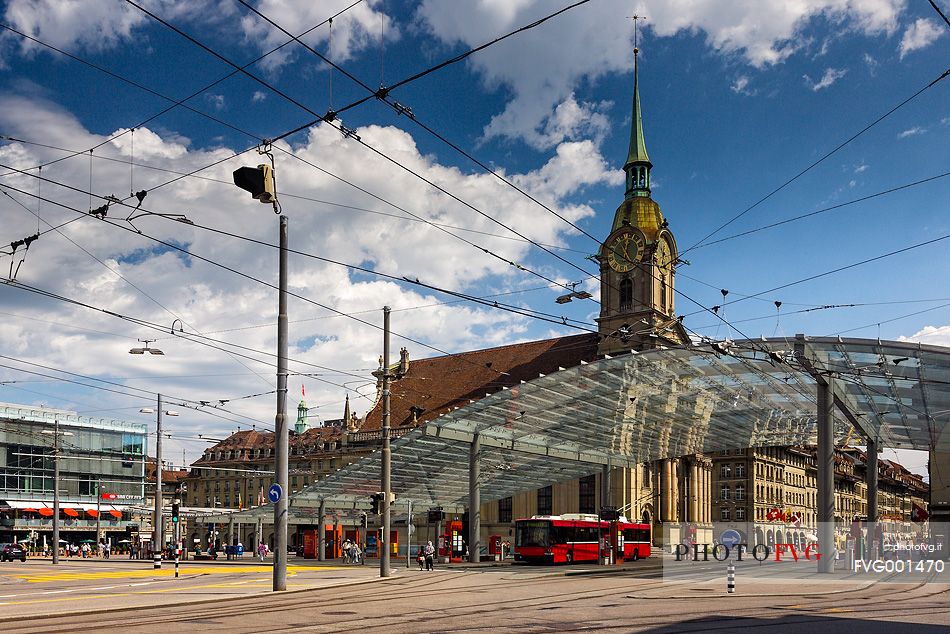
[232, 164, 276, 204]
[370, 492, 382, 514]
[360, 512, 368, 529]
[171, 502, 180, 523]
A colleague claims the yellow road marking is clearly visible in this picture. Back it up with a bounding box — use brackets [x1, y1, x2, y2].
[14, 565, 344, 583]
[0, 575, 340, 607]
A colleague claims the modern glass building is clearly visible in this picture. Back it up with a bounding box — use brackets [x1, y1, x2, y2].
[0, 402, 147, 549]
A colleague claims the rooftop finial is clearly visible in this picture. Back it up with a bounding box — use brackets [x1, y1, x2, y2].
[623, 13, 651, 198]
[629, 13, 646, 55]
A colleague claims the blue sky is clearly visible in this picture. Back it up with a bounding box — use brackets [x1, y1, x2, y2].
[0, 0, 947, 473]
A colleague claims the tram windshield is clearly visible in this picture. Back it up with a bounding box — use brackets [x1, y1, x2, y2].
[515, 520, 550, 548]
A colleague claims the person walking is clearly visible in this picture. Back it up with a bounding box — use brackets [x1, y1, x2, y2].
[342, 539, 352, 564]
[103, 541, 110, 559]
[257, 541, 267, 562]
[352, 541, 362, 565]
[423, 540, 435, 571]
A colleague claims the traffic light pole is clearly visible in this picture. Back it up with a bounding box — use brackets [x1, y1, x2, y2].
[381, 306, 392, 578]
[174, 516, 180, 578]
[273, 214, 289, 591]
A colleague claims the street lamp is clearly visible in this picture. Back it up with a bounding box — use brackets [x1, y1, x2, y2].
[41, 420, 73, 564]
[138, 397, 178, 569]
[129, 339, 164, 355]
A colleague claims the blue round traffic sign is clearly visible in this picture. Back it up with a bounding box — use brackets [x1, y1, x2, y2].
[268, 483, 282, 503]
[719, 529, 742, 548]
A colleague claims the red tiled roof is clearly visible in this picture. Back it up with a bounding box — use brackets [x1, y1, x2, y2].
[360, 333, 600, 431]
[192, 426, 345, 463]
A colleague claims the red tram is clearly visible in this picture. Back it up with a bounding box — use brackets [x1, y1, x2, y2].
[514, 514, 651, 564]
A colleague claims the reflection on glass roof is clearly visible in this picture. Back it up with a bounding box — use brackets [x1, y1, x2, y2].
[291, 336, 950, 512]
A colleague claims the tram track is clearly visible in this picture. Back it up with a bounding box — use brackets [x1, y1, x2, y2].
[1, 566, 945, 633]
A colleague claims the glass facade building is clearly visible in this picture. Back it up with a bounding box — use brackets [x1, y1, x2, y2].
[0, 402, 146, 546]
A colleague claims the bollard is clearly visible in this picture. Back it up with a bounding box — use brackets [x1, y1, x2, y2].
[727, 562, 735, 593]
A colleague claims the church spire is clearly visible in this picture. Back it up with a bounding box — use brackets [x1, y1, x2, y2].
[624, 19, 652, 199]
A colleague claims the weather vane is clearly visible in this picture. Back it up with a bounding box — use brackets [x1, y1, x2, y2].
[628, 14, 646, 54]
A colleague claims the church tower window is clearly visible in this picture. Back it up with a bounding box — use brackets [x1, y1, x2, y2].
[620, 278, 633, 311]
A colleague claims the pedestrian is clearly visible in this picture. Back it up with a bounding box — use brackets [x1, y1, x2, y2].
[417, 547, 425, 570]
[81, 543, 89, 558]
[342, 539, 352, 564]
[351, 542, 362, 565]
[424, 540, 435, 571]
[257, 541, 267, 562]
[103, 541, 110, 559]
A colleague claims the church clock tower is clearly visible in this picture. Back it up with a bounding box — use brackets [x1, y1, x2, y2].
[597, 44, 688, 356]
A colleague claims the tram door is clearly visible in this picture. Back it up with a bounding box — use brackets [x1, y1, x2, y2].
[615, 525, 624, 562]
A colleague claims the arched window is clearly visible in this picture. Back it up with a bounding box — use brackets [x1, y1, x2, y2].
[619, 278, 633, 311]
[660, 275, 668, 311]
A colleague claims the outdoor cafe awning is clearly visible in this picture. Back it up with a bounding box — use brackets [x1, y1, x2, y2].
[287, 336, 950, 512]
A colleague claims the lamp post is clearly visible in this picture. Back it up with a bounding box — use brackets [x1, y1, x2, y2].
[41, 420, 73, 564]
[138, 396, 178, 569]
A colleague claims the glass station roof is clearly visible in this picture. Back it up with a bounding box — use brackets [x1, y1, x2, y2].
[282, 336, 950, 514]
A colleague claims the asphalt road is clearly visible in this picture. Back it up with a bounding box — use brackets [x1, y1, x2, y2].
[0, 557, 947, 632]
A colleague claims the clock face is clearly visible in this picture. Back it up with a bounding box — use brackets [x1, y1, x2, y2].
[606, 231, 644, 272]
[656, 238, 674, 269]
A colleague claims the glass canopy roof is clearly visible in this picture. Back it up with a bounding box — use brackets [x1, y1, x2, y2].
[280, 336, 950, 514]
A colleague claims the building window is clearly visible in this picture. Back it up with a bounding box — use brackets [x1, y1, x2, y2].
[538, 486, 553, 516]
[619, 278, 633, 311]
[499, 497, 512, 524]
[721, 507, 731, 521]
[736, 507, 746, 520]
[720, 485, 730, 501]
[736, 463, 746, 478]
[736, 484, 745, 501]
[720, 464, 731, 478]
[642, 464, 651, 488]
[579, 474, 596, 514]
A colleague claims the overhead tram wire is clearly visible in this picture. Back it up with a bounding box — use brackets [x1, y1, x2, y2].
[123, 0, 597, 296]
[8, 8, 762, 358]
[680, 65, 950, 257]
[2, 155, 779, 375]
[0, 177, 613, 389]
[685, 170, 950, 252]
[2, 179, 275, 391]
[4, 8, 591, 302]
[238, 0, 605, 246]
[0, 166, 596, 333]
[679, 231, 950, 321]
[0, 1, 365, 179]
[1, 170, 764, 380]
[1, 133, 592, 255]
[5, 4, 746, 341]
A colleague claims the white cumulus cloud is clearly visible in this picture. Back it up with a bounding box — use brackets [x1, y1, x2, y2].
[803, 67, 848, 91]
[899, 18, 943, 59]
[415, 0, 904, 147]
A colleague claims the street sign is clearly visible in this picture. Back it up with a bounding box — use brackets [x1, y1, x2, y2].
[720, 529, 742, 549]
[268, 483, 282, 503]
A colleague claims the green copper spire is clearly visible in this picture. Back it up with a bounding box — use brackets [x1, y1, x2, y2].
[624, 48, 652, 199]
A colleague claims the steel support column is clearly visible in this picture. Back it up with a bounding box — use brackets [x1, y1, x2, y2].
[867, 436, 879, 522]
[468, 433, 480, 563]
[318, 500, 326, 561]
[817, 378, 835, 573]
